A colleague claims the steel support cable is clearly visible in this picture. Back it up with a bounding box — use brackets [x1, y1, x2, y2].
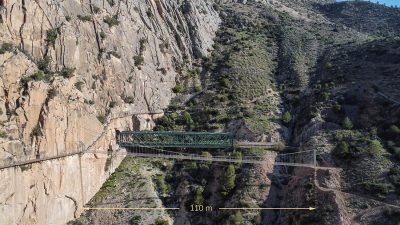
[84, 151, 316, 167]
[90, 145, 312, 164]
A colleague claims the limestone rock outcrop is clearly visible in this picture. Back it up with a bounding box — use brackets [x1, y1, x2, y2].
[0, 0, 220, 224]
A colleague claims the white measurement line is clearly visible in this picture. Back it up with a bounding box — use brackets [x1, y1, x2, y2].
[219, 207, 316, 211]
[83, 207, 180, 210]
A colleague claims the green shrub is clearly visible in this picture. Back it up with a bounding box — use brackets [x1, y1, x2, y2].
[37, 57, 50, 73]
[154, 174, 169, 195]
[154, 114, 177, 131]
[146, 8, 154, 18]
[77, 15, 92, 22]
[99, 31, 106, 39]
[133, 55, 144, 66]
[282, 111, 292, 124]
[102, 177, 115, 188]
[129, 216, 142, 225]
[61, 67, 75, 78]
[65, 16, 71, 22]
[31, 71, 48, 81]
[212, 3, 221, 11]
[187, 68, 200, 78]
[232, 151, 242, 161]
[123, 96, 134, 104]
[47, 88, 57, 100]
[97, 115, 106, 124]
[193, 186, 204, 205]
[158, 68, 167, 75]
[139, 38, 147, 52]
[221, 78, 231, 89]
[232, 150, 243, 167]
[109, 101, 117, 108]
[31, 125, 43, 137]
[153, 218, 168, 225]
[201, 151, 212, 159]
[228, 212, 244, 225]
[334, 141, 349, 158]
[176, 24, 184, 33]
[0, 43, 13, 54]
[75, 81, 84, 91]
[389, 166, 400, 181]
[92, 5, 101, 14]
[325, 62, 333, 69]
[323, 92, 330, 101]
[172, 84, 184, 93]
[0, 131, 7, 138]
[104, 15, 119, 27]
[159, 40, 170, 52]
[362, 181, 393, 197]
[46, 29, 58, 45]
[186, 162, 198, 171]
[368, 139, 383, 156]
[183, 111, 193, 125]
[20, 76, 33, 86]
[220, 95, 229, 102]
[332, 99, 342, 111]
[342, 117, 353, 130]
[274, 142, 285, 151]
[220, 164, 236, 196]
[194, 85, 202, 92]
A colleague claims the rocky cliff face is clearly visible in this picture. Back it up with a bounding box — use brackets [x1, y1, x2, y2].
[0, 0, 220, 224]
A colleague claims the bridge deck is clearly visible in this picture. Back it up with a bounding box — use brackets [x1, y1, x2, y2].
[124, 152, 315, 168]
[235, 142, 280, 148]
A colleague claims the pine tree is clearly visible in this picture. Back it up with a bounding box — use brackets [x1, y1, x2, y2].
[183, 111, 193, 126]
[342, 117, 353, 130]
[220, 164, 236, 196]
[282, 111, 292, 124]
[334, 141, 349, 158]
[193, 186, 204, 205]
[228, 212, 244, 225]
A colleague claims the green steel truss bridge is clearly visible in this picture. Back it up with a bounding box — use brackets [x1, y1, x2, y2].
[116, 131, 279, 149]
[117, 131, 234, 148]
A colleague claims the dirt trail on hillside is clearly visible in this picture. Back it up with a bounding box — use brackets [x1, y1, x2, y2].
[315, 167, 400, 225]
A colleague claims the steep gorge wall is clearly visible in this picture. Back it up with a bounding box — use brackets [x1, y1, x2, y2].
[0, 0, 220, 224]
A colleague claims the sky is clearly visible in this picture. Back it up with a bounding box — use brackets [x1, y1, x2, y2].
[337, 0, 400, 7]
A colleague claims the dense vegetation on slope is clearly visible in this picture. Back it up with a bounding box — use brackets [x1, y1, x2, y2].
[152, 3, 286, 224]
[278, 2, 400, 225]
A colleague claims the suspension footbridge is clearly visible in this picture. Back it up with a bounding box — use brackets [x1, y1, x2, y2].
[1, 130, 317, 169]
[88, 145, 316, 168]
